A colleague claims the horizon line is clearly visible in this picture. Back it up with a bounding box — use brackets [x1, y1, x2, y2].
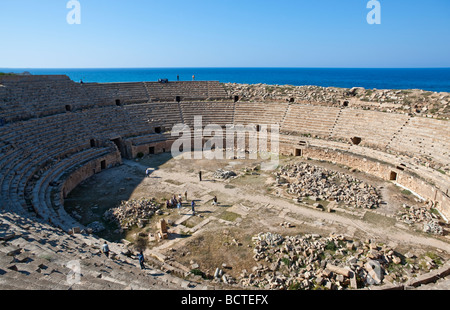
[2, 67, 450, 70]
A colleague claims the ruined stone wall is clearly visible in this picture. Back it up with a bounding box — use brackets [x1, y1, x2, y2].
[60, 151, 122, 201]
[131, 141, 174, 158]
[396, 173, 450, 220]
[279, 143, 450, 219]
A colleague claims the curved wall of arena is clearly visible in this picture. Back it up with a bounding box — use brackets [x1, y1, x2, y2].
[279, 145, 450, 220]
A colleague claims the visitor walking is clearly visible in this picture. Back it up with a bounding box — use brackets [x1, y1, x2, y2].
[191, 200, 196, 216]
[138, 251, 145, 270]
[199, 171, 202, 182]
[102, 241, 110, 258]
[146, 168, 153, 178]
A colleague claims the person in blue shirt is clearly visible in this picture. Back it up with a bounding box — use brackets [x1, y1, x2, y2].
[191, 200, 196, 216]
[138, 251, 145, 270]
[177, 201, 182, 215]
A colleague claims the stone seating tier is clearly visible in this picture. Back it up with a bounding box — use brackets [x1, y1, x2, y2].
[0, 210, 204, 290]
[281, 104, 341, 138]
[234, 102, 289, 126]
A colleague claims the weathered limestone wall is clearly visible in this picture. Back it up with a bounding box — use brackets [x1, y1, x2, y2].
[130, 141, 174, 158]
[60, 151, 122, 201]
[397, 174, 450, 219]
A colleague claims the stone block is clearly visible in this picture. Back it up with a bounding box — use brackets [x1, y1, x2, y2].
[326, 264, 350, 278]
[365, 260, 384, 284]
[349, 272, 358, 289]
[315, 276, 324, 286]
[392, 256, 402, 265]
[72, 227, 81, 234]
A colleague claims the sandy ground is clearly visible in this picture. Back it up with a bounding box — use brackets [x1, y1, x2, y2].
[65, 151, 450, 279]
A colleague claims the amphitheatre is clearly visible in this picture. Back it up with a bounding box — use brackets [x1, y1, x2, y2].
[1, 74, 450, 291]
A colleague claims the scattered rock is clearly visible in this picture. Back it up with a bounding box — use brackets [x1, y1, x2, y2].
[103, 198, 160, 230]
[238, 231, 443, 290]
[87, 221, 105, 233]
[275, 163, 381, 209]
[214, 169, 237, 180]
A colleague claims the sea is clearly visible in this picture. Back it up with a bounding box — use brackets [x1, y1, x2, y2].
[1, 68, 450, 92]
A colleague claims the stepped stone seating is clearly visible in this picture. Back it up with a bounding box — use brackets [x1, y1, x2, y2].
[234, 102, 288, 126]
[1, 95, 197, 228]
[281, 104, 341, 138]
[124, 102, 184, 135]
[330, 109, 410, 149]
[0, 211, 203, 290]
[180, 101, 235, 128]
[145, 81, 228, 102]
[0, 75, 106, 122]
[389, 117, 450, 169]
[0, 112, 127, 227]
[79, 106, 139, 139]
[31, 147, 117, 229]
[82, 82, 149, 105]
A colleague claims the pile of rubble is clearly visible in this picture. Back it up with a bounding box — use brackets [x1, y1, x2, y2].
[275, 163, 381, 209]
[423, 221, 444, 236]
[86, 221, 106, 233]
[237, 232, 443, 290]
[396, 204, 444, 235]
[213, 169, 237, 180]
[103, 198, 161, 230]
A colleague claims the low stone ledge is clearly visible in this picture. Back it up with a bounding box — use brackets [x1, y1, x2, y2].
[369, 283, 404, 290]
[406, 261, 450, 288]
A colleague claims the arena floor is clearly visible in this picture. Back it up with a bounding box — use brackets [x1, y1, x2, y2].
[64, 151, 450, 287]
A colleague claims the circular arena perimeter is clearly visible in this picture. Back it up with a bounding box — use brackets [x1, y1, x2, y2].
[0, 75, 450, 290]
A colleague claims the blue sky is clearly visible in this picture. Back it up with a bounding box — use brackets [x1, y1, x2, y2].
[1, 0, 449, 68]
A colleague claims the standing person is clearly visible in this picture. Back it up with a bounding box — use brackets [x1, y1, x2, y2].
[177, 74, 180, 81]
[212, 196, 218, 206]
[177, 201, 182, 215]
[191, 200, 196, 216]
[198, 171, 202, 182]
[102, 241, 110, 258]
[184, 190, 188, 202]
[138, 251, 145, 270]
[192, 75, 195, 81]
[172, 195, 177, 207]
